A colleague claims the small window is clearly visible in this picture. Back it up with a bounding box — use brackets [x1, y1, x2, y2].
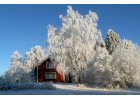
[46, 62, 52, 68]
[45, 72, 56, 79]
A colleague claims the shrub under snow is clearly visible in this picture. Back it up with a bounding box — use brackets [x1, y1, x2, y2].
[83, 40, 140, 88]
[0, 81, 55, 91]
[82, 46, 113, 88]
[110, 40, 140, 88]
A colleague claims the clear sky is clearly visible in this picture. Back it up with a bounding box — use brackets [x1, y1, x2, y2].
[0, 4, 140, 76]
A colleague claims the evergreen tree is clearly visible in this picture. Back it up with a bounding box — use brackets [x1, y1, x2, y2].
[105, 29, 121, 54]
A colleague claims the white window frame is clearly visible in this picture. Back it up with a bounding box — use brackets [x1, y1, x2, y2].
[45, 72, 56, 79]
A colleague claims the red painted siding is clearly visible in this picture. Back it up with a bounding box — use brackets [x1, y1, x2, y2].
[36, 58, 64, 82]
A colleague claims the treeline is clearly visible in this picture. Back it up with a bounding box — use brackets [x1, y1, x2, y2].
[47, 6, 140, 88]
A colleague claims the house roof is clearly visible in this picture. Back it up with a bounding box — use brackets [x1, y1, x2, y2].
[35, 57, 56, 68]
[35, 57, 48, 67]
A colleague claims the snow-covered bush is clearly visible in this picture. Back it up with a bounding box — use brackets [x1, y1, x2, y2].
[111, 40, 140, 88]
[83, 40, 140, 88]
[0, 81, 55, 90]
[82, 46, 113, 88]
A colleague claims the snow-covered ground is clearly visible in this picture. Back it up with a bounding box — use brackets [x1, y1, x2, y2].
[0, 83, 140, 95]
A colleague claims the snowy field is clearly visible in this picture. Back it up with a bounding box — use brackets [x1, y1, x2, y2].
[0, 83, 140, 95]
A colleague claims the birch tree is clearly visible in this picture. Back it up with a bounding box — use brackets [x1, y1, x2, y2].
[47, 6, 103, 82]
[23, 45, 46, 81]
[5, 51, 24, 82]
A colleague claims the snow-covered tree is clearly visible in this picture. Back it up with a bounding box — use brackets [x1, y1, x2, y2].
[4, 46, 46, 82]
[46, 6, 140, 88]
[111, 40, 140, 88]
[5, 51, 24, 82]
[105, 29, 121, 54]
[47, 6, 103, 82]
[4, 5, 140, 89]
[23, 45, 46, 81]
[83, 46, 113, 87]
[23, 45, 46, 70]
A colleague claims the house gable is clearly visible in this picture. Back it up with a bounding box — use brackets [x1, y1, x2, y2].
[36, 58, 64, 82]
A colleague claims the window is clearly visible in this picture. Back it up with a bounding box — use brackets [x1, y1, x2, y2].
[45, 72, 56, 79]
[46, 62, 52, 68]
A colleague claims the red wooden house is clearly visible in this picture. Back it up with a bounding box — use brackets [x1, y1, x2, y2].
[35, 58, 64, 82]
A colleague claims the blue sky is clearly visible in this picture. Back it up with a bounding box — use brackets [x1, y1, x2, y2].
[0, 4, 140, 76]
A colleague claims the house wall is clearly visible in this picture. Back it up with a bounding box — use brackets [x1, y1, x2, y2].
[37, 59, 64, 82]
[55, 71, 64, 82]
